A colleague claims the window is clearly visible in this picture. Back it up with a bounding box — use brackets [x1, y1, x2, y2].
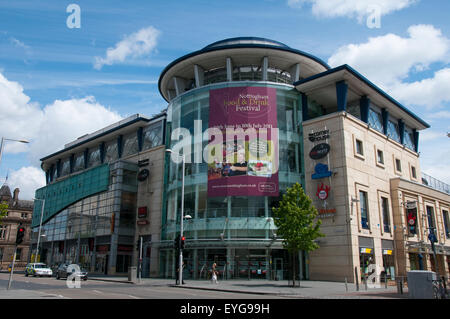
[411, 166, 417, 179]
[404, 127, 415, 150]
[368, 108, 383, 133]
[356, 139, 364, 156]
[21, 213, 28, 219]
[73, 152, 85, 172]
[387, 120, 400, 143]
[15, 248, 22, 261]
[443, 210, 450, 239]
[426, 206, 436, 233]
[60, 157, 71, 177]
[0, 225, 7, 239]
[381, 197, 390, 233]
[104, 139, 118, 163]
[122, 132, 139, 157]
[87, 147, 101, 168]
[377, 150, 384, 165]
[395, 159, 402, 172]
[142, 122, 163, 150]
[359, 191, 370, 229]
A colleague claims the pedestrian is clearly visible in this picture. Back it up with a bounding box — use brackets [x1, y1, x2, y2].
[176, 260, 185, 285]
[211, 262, 219, 284]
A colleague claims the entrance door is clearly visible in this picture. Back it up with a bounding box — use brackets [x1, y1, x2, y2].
[274, 258, 283, 281]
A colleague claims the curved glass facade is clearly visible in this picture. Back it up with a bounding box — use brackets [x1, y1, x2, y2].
[160, 82, 305, 280]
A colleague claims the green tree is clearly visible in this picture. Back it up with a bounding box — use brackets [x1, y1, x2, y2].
[272, 183, 324, 287]
[0, 201, 8, 224]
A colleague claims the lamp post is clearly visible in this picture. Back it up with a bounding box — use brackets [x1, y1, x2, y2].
[166, 148, 187, 285]
[33, 198, 45, 264]
[0, 137, 29, 181]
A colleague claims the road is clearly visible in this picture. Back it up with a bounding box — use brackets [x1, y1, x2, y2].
[0, 272, 286, 299]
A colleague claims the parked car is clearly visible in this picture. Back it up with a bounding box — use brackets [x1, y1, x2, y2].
[55, 263, 88, 281]
[25, 263, 53, 277]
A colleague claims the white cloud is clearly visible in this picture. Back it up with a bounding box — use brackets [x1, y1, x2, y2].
[94, 26, 160, 70]
[328, 25, 450, 88]
[8, 166, 46, 200]
[288, 0, 417, 22]
[0, 72, 124, 198]
[390, 68, 450, 109]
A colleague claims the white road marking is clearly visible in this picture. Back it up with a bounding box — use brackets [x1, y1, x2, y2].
[128, 295, 140, 299]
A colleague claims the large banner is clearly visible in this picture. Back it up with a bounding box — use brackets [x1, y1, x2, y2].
[207, 87, 279, 197]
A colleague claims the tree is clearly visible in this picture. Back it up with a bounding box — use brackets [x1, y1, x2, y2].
[272, 182, 324, 287]
[0, 201, 8, 225]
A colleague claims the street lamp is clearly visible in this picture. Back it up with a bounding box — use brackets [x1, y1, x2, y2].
[166, 148, 187, 285]
[33, 198, 45, 264]
[0, 137, 29, 182]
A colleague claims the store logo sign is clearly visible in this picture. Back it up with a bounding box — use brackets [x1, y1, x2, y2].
[308, 129, 330, 142]
[309, 143, 330, 160]
[137, 169, 150, 181]
[312, 163, 332, 179]
[316, 183, 330, 200]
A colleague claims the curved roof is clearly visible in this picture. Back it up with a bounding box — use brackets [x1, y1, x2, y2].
[158, 37, 330, 102]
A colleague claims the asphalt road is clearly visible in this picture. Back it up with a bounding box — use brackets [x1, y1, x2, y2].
[0, 272, 286, 299]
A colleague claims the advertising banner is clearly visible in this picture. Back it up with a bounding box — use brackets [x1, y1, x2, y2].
[207, 87, 279, 197]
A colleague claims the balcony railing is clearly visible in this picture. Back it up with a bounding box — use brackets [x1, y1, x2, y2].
[422, 173, 450, 195]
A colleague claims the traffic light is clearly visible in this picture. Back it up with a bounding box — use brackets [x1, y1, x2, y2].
[180, 236, 186, 249]
[16, 224, 25, 245]
[174, 234, 180, 250]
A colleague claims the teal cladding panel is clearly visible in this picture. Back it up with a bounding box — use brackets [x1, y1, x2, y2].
[32, 164, 110, 228]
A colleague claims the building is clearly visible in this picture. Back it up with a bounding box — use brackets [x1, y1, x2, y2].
[0, 185, 33, 271]
[157, 37, 450, 283]
[32, 113, 166, 276]
[33, 37, 450, 282]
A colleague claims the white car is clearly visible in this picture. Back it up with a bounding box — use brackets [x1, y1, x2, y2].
[25, 263, 53, 277]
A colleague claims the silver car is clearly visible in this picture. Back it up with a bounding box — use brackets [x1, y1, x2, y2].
[25, 263, 53, 277]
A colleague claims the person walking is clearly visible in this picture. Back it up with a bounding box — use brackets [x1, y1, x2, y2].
[211, 262, 219, 284]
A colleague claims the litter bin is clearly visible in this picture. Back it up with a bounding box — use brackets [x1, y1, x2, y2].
[128, 266, 137, 282]
[407, 270, 436, 299]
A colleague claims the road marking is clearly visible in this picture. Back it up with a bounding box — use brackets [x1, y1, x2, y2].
[128, 295, 140, 299]
[92, 290, 103, 294]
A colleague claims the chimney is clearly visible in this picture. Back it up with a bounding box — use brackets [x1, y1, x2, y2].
[13, 188, 20, 202]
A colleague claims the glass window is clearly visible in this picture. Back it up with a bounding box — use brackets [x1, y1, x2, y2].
[387, 120, 400, 143]
[0, 225, 7, 239]
[60, 158, 71, 177]
[122, 132, 139, 157]
[404, 127, 415, 150]
[204, 67, 227, 85]
[142, 122, 163, 150]
[377, 150, 384, 165]
[73, 152, 85, 173]
[443, 210, 450, 239]
[381, 197, 390, 233]
[359, 191, 370, 229]
[87, 147, 101, 168]
[368, 108, 383, 133]
[426, 206, 436, 232]
[395, 159, 402, 172]
[104, 140, 118, 163]
[411, 166, 417, 179]
[356, 139, 364, 156]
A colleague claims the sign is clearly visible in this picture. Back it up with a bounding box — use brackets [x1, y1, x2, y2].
[312, 163, 332, 179]
[308, 129, 330, 142]
[316, 183, 330, 200]
[318, 208, 336, 218]
[138, 159, 149, 167]
[138, 207, 148, 218]
[137, 220, 149, 225]
[383, 249, 393, 255]
[360, 248, 372, 254]
[207, 87, 279, 197]
[137, 169, 150, 181]
[405, 201, 417, 209]
[309, 143, 330, 160]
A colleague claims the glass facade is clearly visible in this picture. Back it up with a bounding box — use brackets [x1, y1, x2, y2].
[161, 82, 305, 279]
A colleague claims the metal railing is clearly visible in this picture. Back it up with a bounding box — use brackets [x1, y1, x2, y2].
[422, 173, 450, 194]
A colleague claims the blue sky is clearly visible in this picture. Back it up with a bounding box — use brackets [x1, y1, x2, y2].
[0, 0, 449, 199]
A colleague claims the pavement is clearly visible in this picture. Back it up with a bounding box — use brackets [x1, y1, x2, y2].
[87, 275, 409, 299]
